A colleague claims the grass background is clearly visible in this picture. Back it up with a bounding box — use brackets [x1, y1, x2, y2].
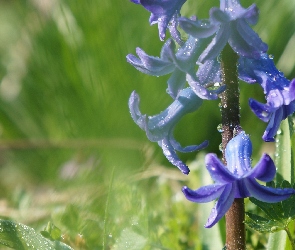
[0, 0, 294, 249]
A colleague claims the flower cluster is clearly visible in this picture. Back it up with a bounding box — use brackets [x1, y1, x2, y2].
[127, 0, 295, 227]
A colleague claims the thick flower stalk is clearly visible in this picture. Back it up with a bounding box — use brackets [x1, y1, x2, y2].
[129, 87, 208, 174]
[182, 131, 295, 228]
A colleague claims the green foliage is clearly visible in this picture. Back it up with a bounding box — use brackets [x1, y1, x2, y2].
[0, 219, 72, 250]
[246, 181, 295, 234]
[0, 0, 294, 249]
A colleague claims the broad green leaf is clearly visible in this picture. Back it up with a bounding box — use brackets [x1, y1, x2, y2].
[245, 212, 285, 233]
[0, 219, 73, 250]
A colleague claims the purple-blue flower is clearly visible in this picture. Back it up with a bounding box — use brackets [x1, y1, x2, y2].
[239, 54, 295, 141]
[127, 37, 224, 99]
[131, 0, 186, 42]
[182, 131, 295, 227]
[178, 0, 267, 62]
[129, 87, 208, 174]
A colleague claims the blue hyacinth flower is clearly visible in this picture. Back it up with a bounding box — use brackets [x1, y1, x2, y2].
[131, 0, 186, 42]
[178, 0, 267, 62]
[239, 54, 295, 141]
[182, 131, 295, 227]
[129, 88, 208, 174]
[127, 37, 224, 99]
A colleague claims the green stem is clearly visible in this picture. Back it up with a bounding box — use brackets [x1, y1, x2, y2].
[285, 227, 295, 250]
[220, 44, 245, 250]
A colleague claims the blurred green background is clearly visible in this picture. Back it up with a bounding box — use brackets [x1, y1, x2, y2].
[0, 0, 294, 249]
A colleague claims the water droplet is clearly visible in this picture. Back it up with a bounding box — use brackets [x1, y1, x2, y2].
[217, 124, 224, 133]
[261, 111, 268, 118]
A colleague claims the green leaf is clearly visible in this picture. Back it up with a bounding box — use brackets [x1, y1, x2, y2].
[0, 219, 73, 250]
[113, 227, 147, 250]
[275, 116, 294, 183]
[245, 182, 295, 249]
[267, 116, 295, 249]
[40, 221, 62, 241]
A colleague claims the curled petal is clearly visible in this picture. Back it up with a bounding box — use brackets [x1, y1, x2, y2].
[178, 17, 218, 38]
[245, 178, 295, 203]
[171, 135, 209, 153]
[242, 4, 259, 25]
[244, 154, 276, 182]
[128, 91, 146, 130]
[182, 184, 226, 203]
[205, 183, 235, 228]
[136, 0, 187, 41]
[205, 153, 237, 183]
[126, 47, 174, 76]
[160, 137, 190, 174]
[249, 98, 273, 122]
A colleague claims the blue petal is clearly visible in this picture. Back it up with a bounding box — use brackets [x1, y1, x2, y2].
[136, 0, 187, 41]
[126, 47, 174, 76]
[242, 4, 259, 25]
[245, 178, 295, 203]
[198, 23, 230, 63]
[132, 88, 202, 141]
[171, 135, 209, 153]
[205, 153, 237, 183]
[182, 184, 226, 203]
[196, 59, 221, 85]
[128, 91, 147, 130]
[167, 68, 186, 99]
[159, 137, 190, 174]
[262, 108, 283, 142]
[225, 131, 252, 177]
[243, 154, 276, 182]
[187, 75, 224, 100]
[205, 183, 235, 228]
[210, 7, 230, 24]
[228, 19, 267, 58]
[248, 98, 273, 122]
[178, 17, 218, 38]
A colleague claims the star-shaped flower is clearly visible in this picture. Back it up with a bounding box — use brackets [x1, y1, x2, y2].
[182, 131, 295, 227]
[129, 87, 208, 174]
[127, 37, 224, 99]
[178, 0, 267, 62]
[131, 0, 186, 42]
[239, 54, 295, 141]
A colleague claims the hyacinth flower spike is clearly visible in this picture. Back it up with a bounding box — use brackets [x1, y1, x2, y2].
[178, 0, 267, 62]
[130, 0, 186, 43]
[127, 37, 224, 99]
[129, 88, 208, 174]
[182, 131, 295, 227]
[239, 54, 295, 141]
